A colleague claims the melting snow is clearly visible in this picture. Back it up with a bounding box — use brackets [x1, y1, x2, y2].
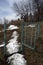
[8, 53, 27, 65]
[6, 41, 20, 54]
[8, 25, 19, 30]
[6, 29, 27, 65]
[25, 24, 36, 28]
[11, 31, 19, 38]
[0, 43, 5, 47]
[6, 31, 20, 54]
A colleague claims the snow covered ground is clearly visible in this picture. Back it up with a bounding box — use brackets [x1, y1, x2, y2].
[0, 25, 27, 65]
[0, 43, 5, 47]
[6, 31, 20, 54]
[8, 53, 27, 65]
[25, 24, 36, 28]
[7, 25, 19, 30]
[6, 25, 27, 65]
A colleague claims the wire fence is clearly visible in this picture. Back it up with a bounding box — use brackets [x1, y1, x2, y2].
[21, 21, 43, 51]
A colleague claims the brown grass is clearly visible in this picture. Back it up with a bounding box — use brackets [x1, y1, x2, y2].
[0, 21, 43, 65]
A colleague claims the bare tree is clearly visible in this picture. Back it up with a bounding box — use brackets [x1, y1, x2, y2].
[12, 0, 32, 22]
[33, 0, 43, 21]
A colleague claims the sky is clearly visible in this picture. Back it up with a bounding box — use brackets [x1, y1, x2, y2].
[0, 0, 43, 21]
[0, 0, 20, 21]
[0, 0, 32, 21]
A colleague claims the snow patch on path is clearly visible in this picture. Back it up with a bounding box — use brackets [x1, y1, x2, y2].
[0, 43, 5, 47]
[6, 31, 20, 54]
[6, 28, 27, 65]
[8, 25, 19, 30]
[8, 53, 27, 65]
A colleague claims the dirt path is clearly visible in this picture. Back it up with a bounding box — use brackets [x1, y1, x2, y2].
[23, 39, 43, 65]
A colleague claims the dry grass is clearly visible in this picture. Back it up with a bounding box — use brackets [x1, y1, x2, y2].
[0, 21, 43, 65]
